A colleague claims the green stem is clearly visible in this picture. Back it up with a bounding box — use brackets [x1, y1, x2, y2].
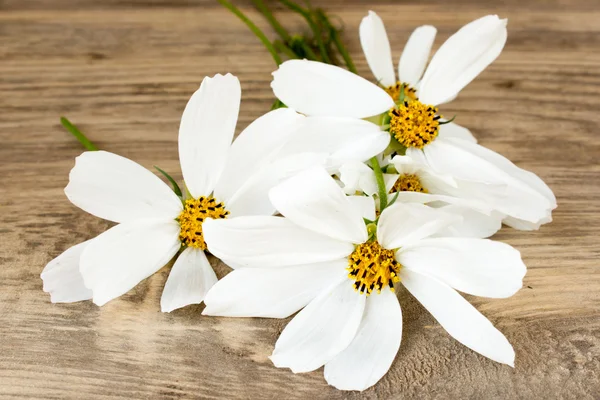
[316, 9, 356, 72]
[329, 20, 356, 73]
[271, 99, 284, 110]
[313, 9, 339, 65]
[291, 36, 319, 60]
[274, 39, 299, 59]
[278, 0, 330, 63]
[154, 166, 183, 198]
[60, 117, 98, 151]
[370, 156, 388, 211]
[252, 0, 291, 42]
[218, 0, 282, 65]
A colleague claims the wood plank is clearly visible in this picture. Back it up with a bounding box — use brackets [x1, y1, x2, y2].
[0, 1, 598, 398]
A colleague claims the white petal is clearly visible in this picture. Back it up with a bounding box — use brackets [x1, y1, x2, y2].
[271, 60, 394, 118]
[277, 117, 390, 167]
[339, 161, 375, 195]
[401, 269, 515, 365]
[434, 205, 502, 238]
[213, 108, 305, 204]
[324, 290, 402, 391]
[41, 240, 93, 303]
[383, 173, 398, 192]
[390, 191, 495, 216]
[179, 73, 241, 198]
[80, 219, 180, 306]
[225, 152, 330, 218]
[203, 216, 354, 268]
[65, 151, 182, 224]
[398, 25, 437, 87]
[400, 237, 525, 298]
[160, 247, 217, 312]
[270, 279, 366, 373]
[390, 154, 419, 174]
[503, 215, 552, 231]
[438, 122, 477, 143]
[347, 195, 377, 221]
[419, 15, 507, 105]
[377, 203, 461, 249]
[359, 11, 396, 87]
[391, 154, 460, 190]
[269, 167, 368, 243]
[203, 259, 347, 318]
[421, 138, 554, 223]
[451, 137, 556, 207]
[223, 116, 392, 218]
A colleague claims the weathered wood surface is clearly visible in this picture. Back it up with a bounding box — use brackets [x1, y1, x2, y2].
[1, 0, 599, 398]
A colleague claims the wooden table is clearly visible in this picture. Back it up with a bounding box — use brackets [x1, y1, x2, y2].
[1, 0, 599, 398]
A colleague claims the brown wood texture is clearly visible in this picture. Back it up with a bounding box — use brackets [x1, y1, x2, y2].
[1, 0, 599, 398]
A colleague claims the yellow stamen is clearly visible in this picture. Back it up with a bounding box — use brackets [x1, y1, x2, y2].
[347, 241, 401, 295]
[178, 196, 229, 250]
[389, 100, 441, 149]
[385, 81, 418, 102]
[390, 173, 427, 194]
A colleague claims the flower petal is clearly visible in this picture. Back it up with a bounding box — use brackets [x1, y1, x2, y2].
[179, 73, 241, 198]
[347, 195, 377, 222]
[438, 121, 477, 143]
[213, 108, 305, 205]
[452, 137, 556, 207]
[503, 214, 553, 231]
[278, 117, 390, 167]
[419, 15, 507, 105]
[160, 247, 217, 312]
[80, 219, 180, 306]
[203, 259, 347, 318]
[339, 161, 378, 196]
[399, 25, 436, 87]
[399, 237, 525, 298]
[391, 191, 496, 216]
[203, 216, 354, 268]
[377, 203, 461, 249]
[324, 289, 402, 391]
[359, 11, 396, 87]
[270, 278, 366, 373]
[269, 167, 368, 243]
[221, 116, 389, 217]
[271, 60, 394, 118]
[41, 240, 93, 303]
[419, 138, 554, 224]
[225, 152, 329, 218]
[434, 205, 502, 238]
[65, 151, 182, 223]
[401, 269, 515, 365]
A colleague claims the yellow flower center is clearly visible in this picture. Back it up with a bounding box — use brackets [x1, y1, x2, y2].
[390, 173, 427, 193]
[178, 196, 229, 250]
[385, 81, 418, 102]
[389, 100, 441, 149]
[347, 241, 401, 295]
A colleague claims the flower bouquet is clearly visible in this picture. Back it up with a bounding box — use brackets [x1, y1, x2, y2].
[41, 1, 556, 392]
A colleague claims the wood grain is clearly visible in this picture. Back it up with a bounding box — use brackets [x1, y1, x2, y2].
[1, 0, 599, 398]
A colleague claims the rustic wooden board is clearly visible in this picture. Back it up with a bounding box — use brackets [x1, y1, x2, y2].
[0, 0, 599, 398]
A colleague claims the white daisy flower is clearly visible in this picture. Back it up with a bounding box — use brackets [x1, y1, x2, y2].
[271, 14, 556, 230]
[41, 74, 390, 310]
[202, 167, 526, 391]
[339, 155, 502, 238]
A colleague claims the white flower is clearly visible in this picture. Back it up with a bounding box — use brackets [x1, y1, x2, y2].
[202, 167, 525, 391]
[41, 74, 390, 310]
[339, 155, 502, 238]
[271, 14, 556, 229]
[359, 12, 504, 109]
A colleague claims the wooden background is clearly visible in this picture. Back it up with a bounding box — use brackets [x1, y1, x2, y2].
[1, 0, 599, 398]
